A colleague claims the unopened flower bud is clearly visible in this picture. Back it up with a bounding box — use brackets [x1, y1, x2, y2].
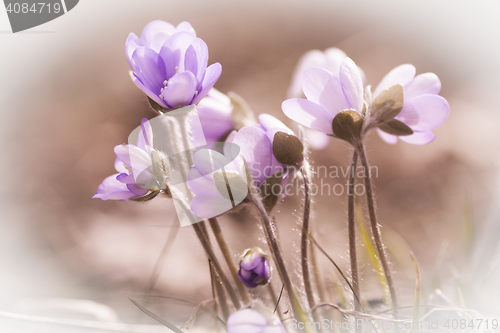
[238, 248, 270, 288]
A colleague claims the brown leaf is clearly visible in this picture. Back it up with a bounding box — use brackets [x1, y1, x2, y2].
[331, 110, 364, 143]
[370, 84, 404, 122]
[273, 131, 304, 166]
[378, 119, 414, 136]
[259, 172, 284, 212]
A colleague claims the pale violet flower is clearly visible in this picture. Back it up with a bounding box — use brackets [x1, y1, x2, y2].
[188, 114, 297, 218]
[288, 47, 366, 99]
[93, 119, 167, 201]
[227, 114, 295, 187]
[282, 57, 364, 137]
[187, 147, 247, 219]
[373, 65, 450, 145]
[198, 88, 235, 143]
[287, 48, 366, 149]
[227, 308, 286, 333]
[126, 20, 222, 109]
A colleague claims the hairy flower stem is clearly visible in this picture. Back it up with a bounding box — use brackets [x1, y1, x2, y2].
[208, 218, 251, 305]
[209, 259, 230, 321]
[355, 143, 398, 310]
[300, 166, 323, 331]
[249, 186, 311, 332]
[299, 167, 315, 308]
[192, 222, 241, 310]
[348, 150, 361, 314]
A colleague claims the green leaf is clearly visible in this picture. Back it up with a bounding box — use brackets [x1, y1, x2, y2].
[129, 298, 184, 333]
[370, 84, 404, 122]
[272, 131, 304, 166]
[332, 110, 364, 144]
[378, 119, 413, 136]
[355, 199, 391, 306]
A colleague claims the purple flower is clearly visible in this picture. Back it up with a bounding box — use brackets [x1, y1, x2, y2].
[287, 49, 366, 150]
[198, 88, 235, 143]
[93, 119, 167, 201]
[227, 308, 286, 333]
[188, 114, 297, 218]
[126, 20, 222, 109]
[227, 114, 295, 187]
[282, 57, 364, 137]
[188, 148, 248, 218]
[238, 248, 271, 288]
[373, 65, 450, 145]
[288, 48, 366, 99]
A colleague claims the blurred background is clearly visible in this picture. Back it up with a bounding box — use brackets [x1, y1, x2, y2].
[1, 0, 500, 331]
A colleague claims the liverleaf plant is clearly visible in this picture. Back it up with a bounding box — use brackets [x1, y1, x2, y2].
[93, 19, 450, 333]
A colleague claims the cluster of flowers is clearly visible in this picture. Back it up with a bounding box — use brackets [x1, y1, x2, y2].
[93, 20, 449, 332]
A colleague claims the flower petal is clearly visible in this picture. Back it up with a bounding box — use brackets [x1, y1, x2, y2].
[190, 192, 234, 218]
[232, 127, 273, 185]
[304, 128, 330, 150]
[374, 64, 416, 96]
[198, 90, 234, 142]
[114, 158, 128, 173]
[258, 114, 291, 133]
[93, 174, 136, 201]
[114, 144, 152, 172]
[404, 73, 441, 100]
[282, 98, 334, 135]
[126, 183, 149, 196]
[193, 149, 232, 178]
[323, 47, 347, 71]
[187, 167, 217, 194]
[175, 21, 196, 35]
[399, 130, 435, 145]
[227, 309, 267, 327]
[191, 62, 222, 104]
[185, 38, 209, 83]
[241, 252, 262, 270]
[319, 75, 350, 117]
[161, 71, 197, 108]
[302, 67, 334, 105]
[137, 118, 153, 151]
[339, 58, 364, 111]
[125, 33, 142, 68]
[131, 47, 167, 97]
[148, 32, 172, 53]
[397, 94, 450, 130]
[130, 72, 167, 107]
[159, 31, 197, 77]
[287, 49, 328, 98]
[377, 128, 398, 144]
[140, 20, 175, 46]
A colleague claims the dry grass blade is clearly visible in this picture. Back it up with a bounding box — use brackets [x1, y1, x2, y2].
[310, 235, 364, 310]
[409, 251, 421, 333]
[129, 297, 184, 333]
